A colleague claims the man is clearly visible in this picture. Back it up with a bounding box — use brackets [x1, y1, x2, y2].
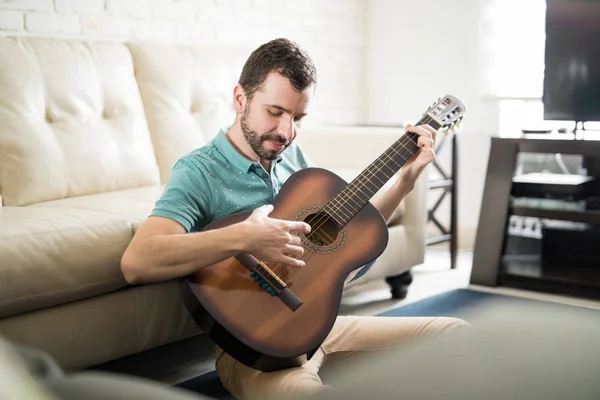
[121, 38, 469, 400]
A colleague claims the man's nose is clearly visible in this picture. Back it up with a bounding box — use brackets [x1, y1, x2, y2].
[278, 116, 295, 141]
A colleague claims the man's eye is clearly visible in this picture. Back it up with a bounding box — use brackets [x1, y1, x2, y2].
[268, 111, 282, 117]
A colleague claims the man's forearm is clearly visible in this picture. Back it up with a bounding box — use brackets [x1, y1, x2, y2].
[371, 178, 414, 223]
[122, 223, 247, 284]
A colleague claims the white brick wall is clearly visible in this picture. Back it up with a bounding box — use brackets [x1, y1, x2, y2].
[0, 0, 366, 125]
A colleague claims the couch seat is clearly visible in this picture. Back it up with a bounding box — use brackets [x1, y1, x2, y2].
[0, 207, 133, 319]
[31, 186, 165, 233]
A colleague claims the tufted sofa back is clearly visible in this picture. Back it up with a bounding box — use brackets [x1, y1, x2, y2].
[0, 37, 162, 206]
[128, 42, 249, 183]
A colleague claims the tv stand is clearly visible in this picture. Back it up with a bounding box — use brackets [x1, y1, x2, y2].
[470, 137, 600, 300]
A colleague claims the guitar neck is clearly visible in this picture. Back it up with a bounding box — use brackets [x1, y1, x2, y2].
[324, 115, 441, 226]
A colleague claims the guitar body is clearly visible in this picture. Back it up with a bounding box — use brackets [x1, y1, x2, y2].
[181, 167, 389, 372]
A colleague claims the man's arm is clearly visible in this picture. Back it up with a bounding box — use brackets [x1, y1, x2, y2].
[371, 124, 437, 222]
[371, 178, 414, 223]
[120, 216, 247, 284]
[120, 205, 310, 285]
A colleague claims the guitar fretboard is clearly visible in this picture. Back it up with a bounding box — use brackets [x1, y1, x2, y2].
[324, 116, 441, 226]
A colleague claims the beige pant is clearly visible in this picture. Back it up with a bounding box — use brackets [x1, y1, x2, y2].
[216, 315, 470, 400]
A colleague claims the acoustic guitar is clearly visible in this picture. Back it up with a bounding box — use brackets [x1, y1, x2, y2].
[180, 94, 466, 372]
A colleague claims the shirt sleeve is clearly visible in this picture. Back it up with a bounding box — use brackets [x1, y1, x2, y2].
[150, 158, 212, 232]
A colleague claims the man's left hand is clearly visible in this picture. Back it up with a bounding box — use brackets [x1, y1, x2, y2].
[398, 123, 437, 185]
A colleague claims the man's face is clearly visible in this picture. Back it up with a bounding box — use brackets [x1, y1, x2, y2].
[240, 72, 313, 161]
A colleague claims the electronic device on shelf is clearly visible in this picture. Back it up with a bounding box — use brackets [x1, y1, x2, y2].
[521, 129, 553, 134]
[511, 172, 597, 201]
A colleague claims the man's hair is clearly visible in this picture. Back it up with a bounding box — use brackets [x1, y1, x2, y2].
[238, 38, 317, 99]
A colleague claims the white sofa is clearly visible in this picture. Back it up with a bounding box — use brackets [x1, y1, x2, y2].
[0, 36, 429, 371]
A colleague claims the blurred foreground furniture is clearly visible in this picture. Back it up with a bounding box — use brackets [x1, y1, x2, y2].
[313, 293, 600, 400]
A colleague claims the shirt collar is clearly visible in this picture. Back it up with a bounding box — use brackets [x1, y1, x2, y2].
[213, 126, 283, 173]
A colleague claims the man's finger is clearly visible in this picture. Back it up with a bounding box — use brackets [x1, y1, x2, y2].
[407, 125, 432, 139]
[422, 124, 437, 144]
[283, 256, 305, 268]
[418, 137, 435, 148]
[285, 244, 304, 258]
[256, 204, 274, 216]
[289, 235, 302, 246]
[421, 124, 437, 135]
[288, 221, 311, 234]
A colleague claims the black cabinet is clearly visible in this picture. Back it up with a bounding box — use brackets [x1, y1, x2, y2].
[470, 137, 600, 300]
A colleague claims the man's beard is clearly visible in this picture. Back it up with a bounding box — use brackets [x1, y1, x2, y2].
[241, 105, 290, 161]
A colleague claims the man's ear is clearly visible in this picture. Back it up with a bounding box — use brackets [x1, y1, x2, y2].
[233, 84, 246, 115]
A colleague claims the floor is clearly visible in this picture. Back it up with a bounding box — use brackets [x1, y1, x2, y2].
[94, 246, 600, 385]
[339, 247, 474, 317]
[341, 246, 600, 316]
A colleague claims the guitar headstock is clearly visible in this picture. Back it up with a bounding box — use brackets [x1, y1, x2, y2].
[425, 94, 466, 136]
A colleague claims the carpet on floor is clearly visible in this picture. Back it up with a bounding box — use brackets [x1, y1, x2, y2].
[175, 288, 599, 399]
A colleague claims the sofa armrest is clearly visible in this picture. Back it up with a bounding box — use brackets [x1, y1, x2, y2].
[297, 126, 406, 171]
[397, 167, 429, 239]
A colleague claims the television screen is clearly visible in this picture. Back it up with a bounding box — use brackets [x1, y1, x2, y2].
[543, 0, 600, 122]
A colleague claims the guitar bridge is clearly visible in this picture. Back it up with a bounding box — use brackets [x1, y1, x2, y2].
[235, 253, 303, 312]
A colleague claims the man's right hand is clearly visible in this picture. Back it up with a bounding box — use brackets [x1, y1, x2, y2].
[240, 204, 311, 268]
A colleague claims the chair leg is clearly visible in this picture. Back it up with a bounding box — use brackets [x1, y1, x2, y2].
[385, 270, 413, 299]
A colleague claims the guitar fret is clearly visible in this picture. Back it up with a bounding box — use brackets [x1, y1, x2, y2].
[329, 197, 355, 220]
[328, 123, 425, 226]
[321, 104, 455, 227]
[322, 204, 348, 227]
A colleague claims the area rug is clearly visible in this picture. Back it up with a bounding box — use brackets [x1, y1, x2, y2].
[378, 287, 600, 320]
[175, 288, 600, 399]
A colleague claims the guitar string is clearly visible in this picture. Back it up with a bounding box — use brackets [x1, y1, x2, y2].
[294, 115, 435, 249]
[270, 115, 435, 277]
[267, 115, 436, 278]
[270, 128, 419, 277]
[290, 122, 432, 267]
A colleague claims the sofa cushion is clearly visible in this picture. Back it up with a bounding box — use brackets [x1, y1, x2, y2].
[0, 36, 160, 206]
[127, 41, 249, 183]
[0, 281, 202, 370]
[32, 186, 165, 233]
[0, 207, 132, 319]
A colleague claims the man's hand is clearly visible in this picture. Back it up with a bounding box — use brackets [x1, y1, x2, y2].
[240, 204, 311, 268]
[399, 123, 437, 186]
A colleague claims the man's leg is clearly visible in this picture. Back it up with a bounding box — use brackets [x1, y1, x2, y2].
[215, 315, 468, 400]
[319, 315, 470, 379]
[215, 347, 326, 400]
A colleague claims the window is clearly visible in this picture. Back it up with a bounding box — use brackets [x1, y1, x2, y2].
[483, 0, 600, 137]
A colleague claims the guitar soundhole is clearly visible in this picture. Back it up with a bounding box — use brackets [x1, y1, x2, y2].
[303, 212, 340, 247]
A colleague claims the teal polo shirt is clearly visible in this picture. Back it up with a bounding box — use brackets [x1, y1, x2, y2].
[150, 126, 377, 283]
[150, 127, 314, 232]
